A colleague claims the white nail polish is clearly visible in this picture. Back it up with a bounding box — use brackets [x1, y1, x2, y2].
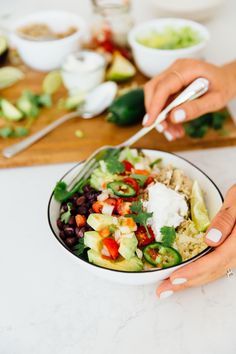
[159, 290, 173, 299]
[172, 278, 187, 285]
[173, 109, 186, 123]
[164, 131, 173, 141]
[206, 228, 222, 243]
[156, 124, 164, 133]
[142, 114, 149, 125]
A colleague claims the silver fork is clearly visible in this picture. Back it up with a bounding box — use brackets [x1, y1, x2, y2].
[67, 77, 209, 190]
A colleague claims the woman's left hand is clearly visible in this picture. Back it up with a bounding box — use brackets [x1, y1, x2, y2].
[157, 184, 236, 299]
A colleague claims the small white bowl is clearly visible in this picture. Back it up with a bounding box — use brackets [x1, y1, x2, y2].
[10, 11, 87, 72]
[48, 149, 223, 286]
[128, 18, 210, 78]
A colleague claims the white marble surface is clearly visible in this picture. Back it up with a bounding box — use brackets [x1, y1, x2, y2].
[1, 1, 236, 353]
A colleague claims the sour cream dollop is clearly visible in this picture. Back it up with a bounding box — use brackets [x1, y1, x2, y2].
[146, 182, 188, 241]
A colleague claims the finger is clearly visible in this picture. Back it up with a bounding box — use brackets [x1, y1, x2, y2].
[163, 123, 185, 141]
[157, 249, 226, 298]
[169, 92, 222, 124]
[144, 76, 163, 113]
[205, 184, 236, 246]
[145, 73, 185, 126]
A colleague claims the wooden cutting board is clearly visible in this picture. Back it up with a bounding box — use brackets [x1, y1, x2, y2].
[0, 68, 236, 168]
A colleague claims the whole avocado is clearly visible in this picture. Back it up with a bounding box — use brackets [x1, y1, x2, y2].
[106, 88, 146, 126]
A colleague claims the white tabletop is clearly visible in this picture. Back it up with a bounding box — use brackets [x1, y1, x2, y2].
[1, 1, 236, 353]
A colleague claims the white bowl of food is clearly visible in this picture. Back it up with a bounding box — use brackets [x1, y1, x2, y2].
[10, 11, 87, 71]
[152, 0, 226, 22]
[128, 18, 210, 77]
[48, 148, 222, 285]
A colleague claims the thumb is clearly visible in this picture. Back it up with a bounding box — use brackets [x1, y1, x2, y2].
[169, 93, 222, 124]
[204, 184, 236, 246]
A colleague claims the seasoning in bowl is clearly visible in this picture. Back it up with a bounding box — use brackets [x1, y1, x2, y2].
[17, 23, 77, 41]
[61, 51, 106, 94]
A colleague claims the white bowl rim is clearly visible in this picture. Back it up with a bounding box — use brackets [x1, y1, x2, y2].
[48, 149, 223, 275]
[11, 10, 87, 44]
[128, 17, 210, 54]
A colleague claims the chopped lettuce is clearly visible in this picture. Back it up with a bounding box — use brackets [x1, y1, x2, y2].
[118, 147, 143, 165]
[90, 160, 120, 191]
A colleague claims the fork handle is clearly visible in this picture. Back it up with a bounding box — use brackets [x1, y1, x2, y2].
[2, 111, 79, 158]
[118, 77, 209, 148]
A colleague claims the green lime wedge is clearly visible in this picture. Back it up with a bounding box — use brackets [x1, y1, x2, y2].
[191, 180, 210, 232]
[42, 70, 62, 95]
[0, 66, 24, 89]
[106, 51, 136, 82]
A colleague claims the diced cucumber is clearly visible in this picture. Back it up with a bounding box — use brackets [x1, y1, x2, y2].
[1, 99, 23, 121]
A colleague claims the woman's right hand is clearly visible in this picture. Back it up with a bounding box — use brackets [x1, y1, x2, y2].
[143, 59, 236, 140]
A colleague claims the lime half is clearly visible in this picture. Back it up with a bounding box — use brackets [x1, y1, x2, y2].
[42, 70, 62, 95]
[106, 51, 136, 82]
[191, 180, 210, 232]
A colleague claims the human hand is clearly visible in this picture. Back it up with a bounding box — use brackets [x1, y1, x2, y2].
[143, 59, 236, 140]
[157, 184, 236, 299]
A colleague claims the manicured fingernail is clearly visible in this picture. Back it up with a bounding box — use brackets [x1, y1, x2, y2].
[173, 109, 186, 123]
[206, 228, 222, 243]
[172, 277, 187, 285]
[164, 131, 173, 141]
[159, 290, 173, 299]
[156, 124, 164, 133]
[142, 114, 149, 125]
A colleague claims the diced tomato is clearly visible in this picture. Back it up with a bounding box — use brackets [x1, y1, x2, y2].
[144, 176, 154, 188]
[104, 198, 117, 208]
[75, 214, 86, 227]
[102, 237, 119, 260]
[135, 226, 155, 247]
[99, 227, 111, 238]
[123, 177, 139, 194]
[116, 198, 132, 215]
[122, 160, 134, 172]
[92, 201, 104, 213]
[133, 169, 149, 176]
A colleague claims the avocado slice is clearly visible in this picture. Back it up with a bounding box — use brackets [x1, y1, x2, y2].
[84, 231, 102, 252]
[88, 249, 143, 271]
[118, 233, 138, 260]
[87, 213, 116, 231]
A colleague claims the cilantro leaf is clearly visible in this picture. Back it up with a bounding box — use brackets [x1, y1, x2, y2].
[160, 226, 176, 247]
[130, 174, 148, 187]
[13, 127, 29, 137]
[0, 126, 13, 138]
[54, 179, 87, 202]
[60, 203, 72, 224]
[129, 200, 153, 238]
[73, 238, 86, 256]
[150, 158, 162, 168]
[105, 157, 125, 174]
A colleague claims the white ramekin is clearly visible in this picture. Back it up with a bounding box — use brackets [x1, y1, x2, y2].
[10, 11, 87, 72]
[128, 18, 210, 78]
[48, 149, 223, 286]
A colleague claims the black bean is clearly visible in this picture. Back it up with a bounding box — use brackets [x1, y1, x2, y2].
[64, 226, 75, 237]
[65, 237, 77, 248]
[77, 206, 88, 215]
[61, 203, 68, 212]
[88, 208, 94, 214]
[76, 196, 86, 205]
[83, 185, 92, 193]
[59, 230, 66, 240]
[86, 225, 93, 232]
[57, 219, 64, 230]
[68, 216, 76, 225]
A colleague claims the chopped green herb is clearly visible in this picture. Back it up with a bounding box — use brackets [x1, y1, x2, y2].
[54, 179, 87, 202]
[37, 93, 52, 108]
[73, 237, 87, 256]
[130, 174, 148, 187]
[150, 158, 162, 168]
[60, 202, 72, 224]
[160, 226, 176, 247]
[105, 156, 125, 174]
[0, 126, 13, 138]
[13, 126, 29, 137]
[128, 200, 153, 238]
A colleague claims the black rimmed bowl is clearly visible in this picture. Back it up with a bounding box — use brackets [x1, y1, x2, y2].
[48, 149, 223, 285]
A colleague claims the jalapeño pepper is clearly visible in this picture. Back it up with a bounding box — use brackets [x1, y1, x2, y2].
[107, 181, 136, 197]
[143, 242, 182, 268]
